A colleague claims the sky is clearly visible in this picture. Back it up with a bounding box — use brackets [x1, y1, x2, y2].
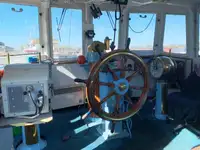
[0, 3, 189, 51]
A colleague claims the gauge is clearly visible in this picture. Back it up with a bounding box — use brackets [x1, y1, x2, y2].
[149, 56, 176, 79]
[150, 58, 164, 79]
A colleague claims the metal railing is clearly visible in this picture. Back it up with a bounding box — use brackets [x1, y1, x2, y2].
[0, 52, 79, 65]
[0, 52, 42, 65]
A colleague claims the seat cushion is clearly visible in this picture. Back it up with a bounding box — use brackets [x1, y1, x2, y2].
[167, 92, 200, 123]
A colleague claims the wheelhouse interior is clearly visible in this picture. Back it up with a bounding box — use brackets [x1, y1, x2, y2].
[0, 0, 200, 150]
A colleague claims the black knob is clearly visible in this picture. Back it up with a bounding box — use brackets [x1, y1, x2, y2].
[127, 64, 132, 69]
[38, 90, 43, 94]
[23, 91, 27, 95]
[74, 78, 87, 84]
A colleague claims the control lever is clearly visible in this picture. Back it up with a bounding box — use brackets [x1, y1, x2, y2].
[126, 38, 131, 50]
[110, 42, 115, 51]
[111, 121, 116, 133]
[74, 78, 87, 84]
[82, 108, 92, 120]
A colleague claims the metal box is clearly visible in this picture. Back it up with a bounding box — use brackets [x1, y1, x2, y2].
[1, 64, 51, 118]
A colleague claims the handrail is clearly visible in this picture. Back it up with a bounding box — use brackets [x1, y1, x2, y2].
[0, 52, 41, 64]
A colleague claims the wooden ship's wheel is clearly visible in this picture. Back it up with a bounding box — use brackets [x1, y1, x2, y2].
[76, 49, 149, 121]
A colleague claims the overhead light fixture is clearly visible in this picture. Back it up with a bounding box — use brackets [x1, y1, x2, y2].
[11, 8, 23, 12]
[90, 4, 102, 19]
[113, 0, 128, 5]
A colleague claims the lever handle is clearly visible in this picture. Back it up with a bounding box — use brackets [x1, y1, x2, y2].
[82, 108, 92, 120]
[74, 78, 87, 84]
[126, 38, 131, 50]
[111, 122, 116, 133]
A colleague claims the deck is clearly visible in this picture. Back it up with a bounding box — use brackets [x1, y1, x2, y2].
[40, 102, 177, 150]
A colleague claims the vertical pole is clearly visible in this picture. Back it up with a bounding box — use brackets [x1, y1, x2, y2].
[194, 6, 199, 58]
[153, 12, 166, 55]
[118, 6, 129, 49]
[39, 0, 53, 59]
[82, 4, 93, 56]
[155, 81, 168, 120]
[186, 9, 196, 58]
[7, 53, 10, 64]
[38, 52, 42, 63]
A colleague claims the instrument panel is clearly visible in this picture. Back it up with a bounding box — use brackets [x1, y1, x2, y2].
[149, 56, 177, 79]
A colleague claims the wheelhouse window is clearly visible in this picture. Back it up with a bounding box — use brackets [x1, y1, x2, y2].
[0, 4, 39, 64]
[93, 11, 119, 50]
[163, 14, 186, 54]
[51, 8, 82, 60]
[128, 13, 156, 52]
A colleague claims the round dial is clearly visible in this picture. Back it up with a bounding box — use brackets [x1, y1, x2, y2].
[150, 58, 164, 79]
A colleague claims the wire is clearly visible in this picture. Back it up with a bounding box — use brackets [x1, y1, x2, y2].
[129, 14, 155, 33]
[115, 4, 122, 21]
[106, 11, 114, 30]
[68, 10, 73, 46]
[122, 99, 133, 138]
[17, 92, 39, 119]
[56, 8, 67, 42]
[17, 91, 44, 119]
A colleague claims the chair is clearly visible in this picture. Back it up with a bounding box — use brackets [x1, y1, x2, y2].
[167, 71, 200, 134]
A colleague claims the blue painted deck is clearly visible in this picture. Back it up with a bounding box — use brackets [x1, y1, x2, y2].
[40, 104, 178, 150]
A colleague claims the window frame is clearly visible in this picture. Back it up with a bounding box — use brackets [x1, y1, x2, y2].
[92, 10, 120, 49]
[163, 13, 187, 56]
[128, 12, 157, 54]
[197, 11, 200, 57]
[50, 6, 84, 61]
[0, 3, 40, 64]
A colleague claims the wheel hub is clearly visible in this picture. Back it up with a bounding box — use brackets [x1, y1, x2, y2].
[114, 79, 129, 95]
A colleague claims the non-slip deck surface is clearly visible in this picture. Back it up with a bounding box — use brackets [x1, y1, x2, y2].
[40, 105, 178, 150]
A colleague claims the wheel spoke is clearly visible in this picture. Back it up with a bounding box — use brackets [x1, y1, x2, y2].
[120, 70, 126, 78]
[99, 82, 115, 88]
[119, 56, 126, 78]
[126, 71, 137, 82]
[100, 91, 116, 104]
[125, 94, 133, 105]
[115, 95, 121, 112]
[106, 65, 118, 80]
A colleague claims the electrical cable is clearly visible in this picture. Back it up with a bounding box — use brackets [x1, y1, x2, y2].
[68, 10, 73, 45]
[113, 4, 121, 46]
[115, 4, 122, 21]
[129, 14, 155, 33]
[106, 11, 114, 30]
[56, 8, 67, 41]
[123, 99, 133, 138]
[56, 17, 62, 42]
[17, 91, 44, 119]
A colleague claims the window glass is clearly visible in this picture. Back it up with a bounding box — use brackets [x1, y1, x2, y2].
[51, 8, 82, 60]
[93, 11, 119, 50]
[163, 15, 186, 54]
[0, 3, 39, 64]
[128, 13, 156, 51]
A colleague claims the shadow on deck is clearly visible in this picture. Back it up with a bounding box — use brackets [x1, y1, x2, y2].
[40, 104, 176, 150]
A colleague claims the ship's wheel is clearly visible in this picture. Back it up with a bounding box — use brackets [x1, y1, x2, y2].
[76, 50, 149, 121]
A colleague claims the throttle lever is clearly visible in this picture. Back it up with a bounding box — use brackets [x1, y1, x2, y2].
[74, 78, 87, 84]
[126, 38, 131, 50]
[111, 122, 116, 133]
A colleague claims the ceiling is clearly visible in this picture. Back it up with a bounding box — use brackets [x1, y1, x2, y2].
[0, 0, 199, 7]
